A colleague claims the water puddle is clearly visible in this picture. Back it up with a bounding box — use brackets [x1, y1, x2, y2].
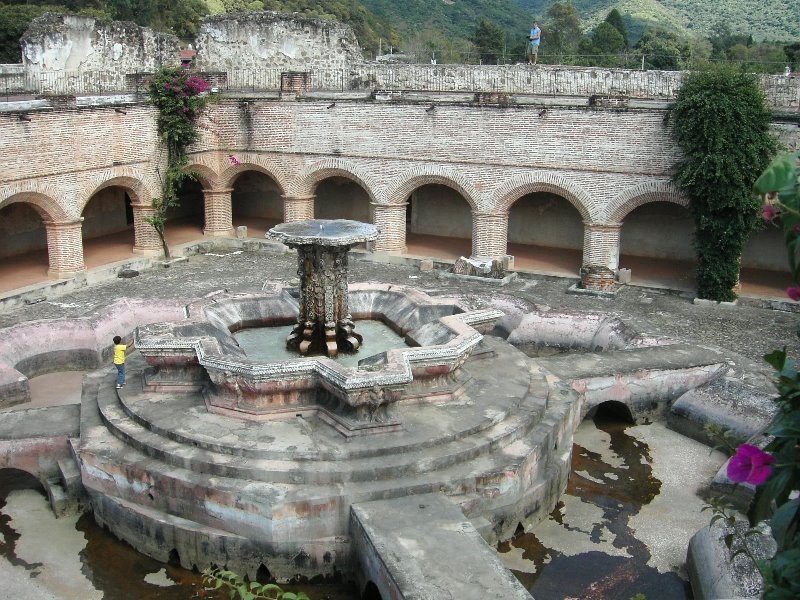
[0, 471, 357, 599]
[497, 414, 723, 599]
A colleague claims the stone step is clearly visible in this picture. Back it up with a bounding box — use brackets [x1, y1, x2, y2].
[116, 342, 539, 462]
[95, 375, 548, 485]
[57, 456, 82, 494]
[92, 340, 551, 485]
[44, 478, 69, 518]
[80, 377, 579, 549]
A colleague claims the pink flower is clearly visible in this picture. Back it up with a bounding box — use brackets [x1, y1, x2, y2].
[788, 287, 800, 301]
[793, 224, 800, 234]
[762, 204, 778, 222]
[727, 444, 775, 485]
[228, 154, 241, 166]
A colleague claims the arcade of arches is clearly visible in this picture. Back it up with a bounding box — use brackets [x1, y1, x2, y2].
[0, 161, 789, 297]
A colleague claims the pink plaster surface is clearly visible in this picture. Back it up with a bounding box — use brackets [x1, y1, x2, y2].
[0, 297, 188, 397]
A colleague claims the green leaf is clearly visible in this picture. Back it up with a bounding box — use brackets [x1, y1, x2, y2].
[754, 153, 799, 194]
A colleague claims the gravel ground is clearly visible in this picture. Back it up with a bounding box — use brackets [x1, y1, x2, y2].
[2, 245, 798, 388]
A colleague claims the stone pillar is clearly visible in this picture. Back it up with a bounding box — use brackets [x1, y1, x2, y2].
[581, 223, 622, 290]
[45, 219, 85, 278]
[131, 203, 163, 255]
[471, 211, 508, 261]
[372, 202, 407, 253]
[283, 195, 314, 222]
[203, 187, 234, 237]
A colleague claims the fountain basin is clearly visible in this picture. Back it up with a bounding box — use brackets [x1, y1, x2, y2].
[135, 284, 502, 435]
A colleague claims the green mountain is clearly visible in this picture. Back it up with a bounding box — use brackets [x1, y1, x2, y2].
[517, 0, 799, 42]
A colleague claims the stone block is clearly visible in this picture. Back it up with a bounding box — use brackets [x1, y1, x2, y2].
[236, 225, 248, 239]
[419, 258, 434, 272]
[617, 268, 631, 284]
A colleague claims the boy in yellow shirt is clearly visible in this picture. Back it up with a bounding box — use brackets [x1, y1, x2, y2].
[113, 335, 127, 389]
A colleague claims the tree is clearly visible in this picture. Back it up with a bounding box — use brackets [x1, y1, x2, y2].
[543, 1, 584, 64]
[634, 28, 690, 70]
[604, 8, 628, 49]
[671, 66, 779, 301]
[472, 19, 505, 64]
[590, 21, 625, 65]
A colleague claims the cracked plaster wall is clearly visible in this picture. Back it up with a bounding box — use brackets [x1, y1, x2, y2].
[20, 13, 179, 72]
[193, 11, 363, 72]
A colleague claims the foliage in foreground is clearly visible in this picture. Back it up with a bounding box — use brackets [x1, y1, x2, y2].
[202, 567, 311, 600]
[718, 151, 800, 598]
[671, 65, 778, 301]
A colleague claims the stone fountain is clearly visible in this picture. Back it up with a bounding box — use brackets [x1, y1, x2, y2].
[74, 220, 590, 583]
[267, 219, 378, 357]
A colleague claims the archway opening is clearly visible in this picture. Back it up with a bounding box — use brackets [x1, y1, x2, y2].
[507, 192, 583, 276]
[81, 186, 136, 268]
[362, 581, 383, 600]
[165, 178, 205, 246]
[314, 176, 371, 223]
[590, 400, 635, 424]
[619, 201, 696, 291]
[405, 184, 472, 260]
[232, 170, 284, 239]
[0, 201, 49, 292]
[740, 221, 792, 296]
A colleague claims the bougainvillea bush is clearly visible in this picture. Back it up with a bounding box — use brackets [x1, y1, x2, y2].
[147, 67, 214, 257]
[725, 150, 800, 598]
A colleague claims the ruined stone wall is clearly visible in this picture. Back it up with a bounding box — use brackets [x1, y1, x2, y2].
[193, 11, 363, 72]
[20, 13, 179, 73]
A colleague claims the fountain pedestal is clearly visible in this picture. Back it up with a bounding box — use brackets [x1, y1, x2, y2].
[268, 219, 378, 357]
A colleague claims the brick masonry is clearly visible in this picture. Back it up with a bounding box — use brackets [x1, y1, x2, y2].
[1, 90, 797, 280]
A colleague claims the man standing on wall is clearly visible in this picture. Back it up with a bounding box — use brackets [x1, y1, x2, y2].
[527, 20, 541, 65]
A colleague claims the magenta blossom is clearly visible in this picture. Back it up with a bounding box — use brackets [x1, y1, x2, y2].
[762, 204, 778, 222]
[727, 444, 775, 485]
[228, 154, 241, 166]
[788, 287, 800, 301]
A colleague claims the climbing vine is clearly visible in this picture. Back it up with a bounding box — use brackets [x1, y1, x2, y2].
[147, 67, 214, 258]
[671, 65, 779, 301]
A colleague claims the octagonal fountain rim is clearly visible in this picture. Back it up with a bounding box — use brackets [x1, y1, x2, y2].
[134, 285, 503, 398]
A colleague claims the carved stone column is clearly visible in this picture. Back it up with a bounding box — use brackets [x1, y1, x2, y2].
[581, 223, 622, 290]
[203, 187, 234, 237]
[131, 203, 163, 255]
[283, 195, 315, 222]
[372, 202, 406, 253]
[45, 219, 85, 278]
[471, 211, 508, 261]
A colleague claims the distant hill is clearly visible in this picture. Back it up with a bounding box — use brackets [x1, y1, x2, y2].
[356, 0, 530, 40]
[517, 0, 799, 42]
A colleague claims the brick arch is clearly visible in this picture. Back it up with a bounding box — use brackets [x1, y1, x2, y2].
[606, 181, 689, 223]
[0, 183, 70, 222]
[289, 158, 380, 202]
[219, 154, 289, 195]
[184, 158, 222, 189]
[76, 166, 158, 213]
[491, 173, 595, 222]
[385, 168, 480, 212]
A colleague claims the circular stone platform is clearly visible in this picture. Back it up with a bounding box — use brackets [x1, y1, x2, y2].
[79, 335, 579, 580]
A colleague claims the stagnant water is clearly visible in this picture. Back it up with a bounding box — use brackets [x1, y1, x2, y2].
[0, 412, 723, 599]
[497, 414, 725, 599]
[234, 320, 408, 367]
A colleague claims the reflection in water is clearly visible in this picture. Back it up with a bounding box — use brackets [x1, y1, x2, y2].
[0, 470, 45, 571]
[498, 414, 693, 600]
